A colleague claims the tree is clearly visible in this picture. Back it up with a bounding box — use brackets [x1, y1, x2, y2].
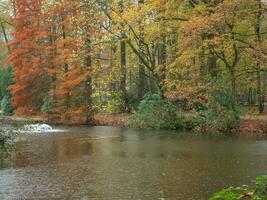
[8, 0, 49, 115]
[0, 66, 12, 99]
[3, 0, 267, 123]
[1, 94, 13, 116]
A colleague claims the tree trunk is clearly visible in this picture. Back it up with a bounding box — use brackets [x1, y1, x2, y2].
[157, 35, 167, 96]
[119, 0, 127, 109]
[207, 54, 217, 80]
[255, 0, 264, 114]
[48, 23, 57, 121]
[230, 68, 236, 98]
[62, 22, 70, 121]
[83, 1, 93, 123]
[138, 0, 145, 101]
[120, 39, 127, 108]
[84, 37, 93, 124]
[0, 22, 10, 52]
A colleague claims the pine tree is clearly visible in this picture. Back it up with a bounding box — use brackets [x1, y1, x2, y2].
[1, 95, 13, 116]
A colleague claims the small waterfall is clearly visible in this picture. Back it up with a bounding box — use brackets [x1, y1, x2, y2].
[20, 124, 64, 133]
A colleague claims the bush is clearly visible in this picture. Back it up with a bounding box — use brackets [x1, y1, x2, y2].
[93, 91, 125, 114]
[201, 105, 240, 131]
[129, 93, 178, 129]
[0, 66, 13, 99]
[210, 175, 267, 200]
[41, 95, 54, 114]
[1, 95, 13, 116]
[199, 84, 240, 131]
[125, 91, 139, 111]
[128, 82, 240, 131]
[175, 83, 241, 132]
[0, 127, 15, 163]
[128, 88, 240, 131]
[177, 110, 204, 130]
[106, 92, 124, 114]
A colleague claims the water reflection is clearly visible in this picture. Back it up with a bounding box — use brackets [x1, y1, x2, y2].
[0, 126, 266, 200]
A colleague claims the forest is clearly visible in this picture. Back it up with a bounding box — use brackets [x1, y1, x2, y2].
[0, 1, 267, 199]
[0, 0, 266, 131]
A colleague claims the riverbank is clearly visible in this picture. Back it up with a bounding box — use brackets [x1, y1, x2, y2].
[93, 113, 131, 127]
[1, 113, 267, 139]
[0, 115, 45, 127]
[237, 116, 267, 138]
[94, 113, 267, 139]
[0, 113, 130, 127]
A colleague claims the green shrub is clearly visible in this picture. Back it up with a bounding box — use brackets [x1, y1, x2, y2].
[125, 91, 139, 111]
[201, 105, 240, 131]
[93, 91, 125, 114]
[41, 95, 54, 114]
[176, 83, 240, 131]
[128, 82, 240, 131]
[1, 95, 13, 116]
[106, 92, 124, 114]
[210, 175, 267, 200]
[177, 110, 204, 130]
[0, 127, 15, 163]
[129, 93, 178, 129]
[199, 83, 240, 131]
[0, 66, 13, 99]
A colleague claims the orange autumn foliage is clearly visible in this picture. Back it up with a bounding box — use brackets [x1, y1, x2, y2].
[7, 0, 48, 116]
[7, 0, 94, 123]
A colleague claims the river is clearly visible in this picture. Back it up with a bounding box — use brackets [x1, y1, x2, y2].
[0, 126, 266, 199]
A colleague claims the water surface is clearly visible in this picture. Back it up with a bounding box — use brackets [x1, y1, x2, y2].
[0, 126, 267, 199]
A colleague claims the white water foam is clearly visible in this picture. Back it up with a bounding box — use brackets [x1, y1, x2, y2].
[20, 124, 65, 133]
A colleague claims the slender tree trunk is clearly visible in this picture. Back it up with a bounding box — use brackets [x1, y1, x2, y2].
[0, 22, 10, 52]
[129, 69, 133, 92]
[48, 23, 57, 122]
[199, 46, 206, 81]
[207, 54, 217, 80]
[83, 0, 93, 124]
[255, 0, 264, 113]
[62, 22, 70, 121]
[84, 36, 93, 124]
[157, 35, 167, 96]
[119, 0, 127, 110]
[256, 68, 263, 113]
[109, 43, 117, 90]
[230, 67, 236, 97]
[138, 0, 145, 100]
[248, 88, 252, 105]
[120, 39, 127, 107]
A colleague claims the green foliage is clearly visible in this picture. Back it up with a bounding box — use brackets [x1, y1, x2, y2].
[210, 176, 267, 200]
[129, 93, 177, 129]
[125, 91, 139, 111]
[255, 176, 267, 198]
[128, 86, 241, 131]
[41, 95, 54, 114]
[0, 66, 13, 116]
[172, 83, 241, 131]
[94, 91, 125, 114]
[0, 127, 15, 163]
[210, 188, 239, 200]
[177, 110, 204, 130]
[199, 84, 241, 131]
[106, 92, 124, 114]
[1, 95, 13, 116]
[0, 66, 13, 99]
